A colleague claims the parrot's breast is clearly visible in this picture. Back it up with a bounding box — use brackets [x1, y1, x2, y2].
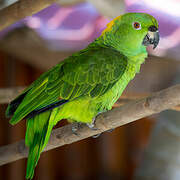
[98, 53, 147, 112]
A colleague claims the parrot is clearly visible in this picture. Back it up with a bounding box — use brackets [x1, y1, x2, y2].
[6, 12, 159, 179]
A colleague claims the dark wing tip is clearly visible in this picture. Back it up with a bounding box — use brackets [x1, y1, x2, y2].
[6, 91, 28, 117]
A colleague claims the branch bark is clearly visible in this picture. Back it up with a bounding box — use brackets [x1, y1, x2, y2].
[0, 87, 24, 104]
[1, 84, 180, 166]
[134, 71, 180, 180]
[0, 0, 85, 31]
[87, 0, 125, 18]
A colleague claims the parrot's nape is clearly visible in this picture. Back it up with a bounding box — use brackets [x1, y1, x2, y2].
[6, 12, 159, 179]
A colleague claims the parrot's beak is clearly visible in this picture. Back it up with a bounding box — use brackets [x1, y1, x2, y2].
[142, 25, 160, 49]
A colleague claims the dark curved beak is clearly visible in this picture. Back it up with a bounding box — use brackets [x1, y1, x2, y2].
[142, 25, 160, 49]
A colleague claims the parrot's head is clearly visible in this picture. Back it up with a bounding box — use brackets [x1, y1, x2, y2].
[100, 13, 159, 56]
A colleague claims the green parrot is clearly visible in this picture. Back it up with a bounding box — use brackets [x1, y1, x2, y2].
[6, 13, 159, 179]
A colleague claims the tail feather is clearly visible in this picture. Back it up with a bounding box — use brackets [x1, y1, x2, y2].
[25, 108, 59, 179]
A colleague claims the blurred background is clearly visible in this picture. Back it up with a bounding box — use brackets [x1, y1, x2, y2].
[0, 0, 180, 179]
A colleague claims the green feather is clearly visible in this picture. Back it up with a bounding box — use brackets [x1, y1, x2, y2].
[26, 108, 58, 179]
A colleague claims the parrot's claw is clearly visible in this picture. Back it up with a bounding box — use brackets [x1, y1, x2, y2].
[86, 117, 99, 130]
[86, 117, 101, 138]
[92, 128, 114, 138]
[71, 123, 82, 135]
[107, 128, 115, 133]
[92, 133, 102, 138]
[86, 121, 94, 128]
[86, 122, 98, 130]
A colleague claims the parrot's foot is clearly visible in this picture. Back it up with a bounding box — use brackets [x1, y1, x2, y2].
[86, 117, 98, 130]
[106, 128, 115, 133]
[92, 133, 102, 138]
[87, 121, 101, 138]
[72, 123, 82, 135]
[92, 128, 114, 138]
[87, 116, 103, 138]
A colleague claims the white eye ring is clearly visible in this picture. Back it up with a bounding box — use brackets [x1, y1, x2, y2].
[132, 22, 141, 30]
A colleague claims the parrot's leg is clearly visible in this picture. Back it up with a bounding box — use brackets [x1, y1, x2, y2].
[86, 119, 101, 138]
[87, 119, 101, 138]
[87, 114, 105, 138]
[86, 117, 97, 130]
[89, 113, 113, 138]
[86, 112, 103, 130]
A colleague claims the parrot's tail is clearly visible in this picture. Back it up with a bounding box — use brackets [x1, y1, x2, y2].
[25, 108, 59, 179]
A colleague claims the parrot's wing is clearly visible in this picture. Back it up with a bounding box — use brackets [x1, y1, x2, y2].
[57, 46, 128, 99]
[8, 45, 127, 124]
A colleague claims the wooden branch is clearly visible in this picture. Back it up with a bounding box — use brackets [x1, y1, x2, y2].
[0, 0, 17, 10]
[87, 0, 125, 18]
[0, 0, 85, 31]
[1, 84, 180, 166]
[0, 87, 24, 104]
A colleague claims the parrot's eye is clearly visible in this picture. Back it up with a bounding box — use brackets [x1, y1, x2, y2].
[133, 22, 141, 30]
